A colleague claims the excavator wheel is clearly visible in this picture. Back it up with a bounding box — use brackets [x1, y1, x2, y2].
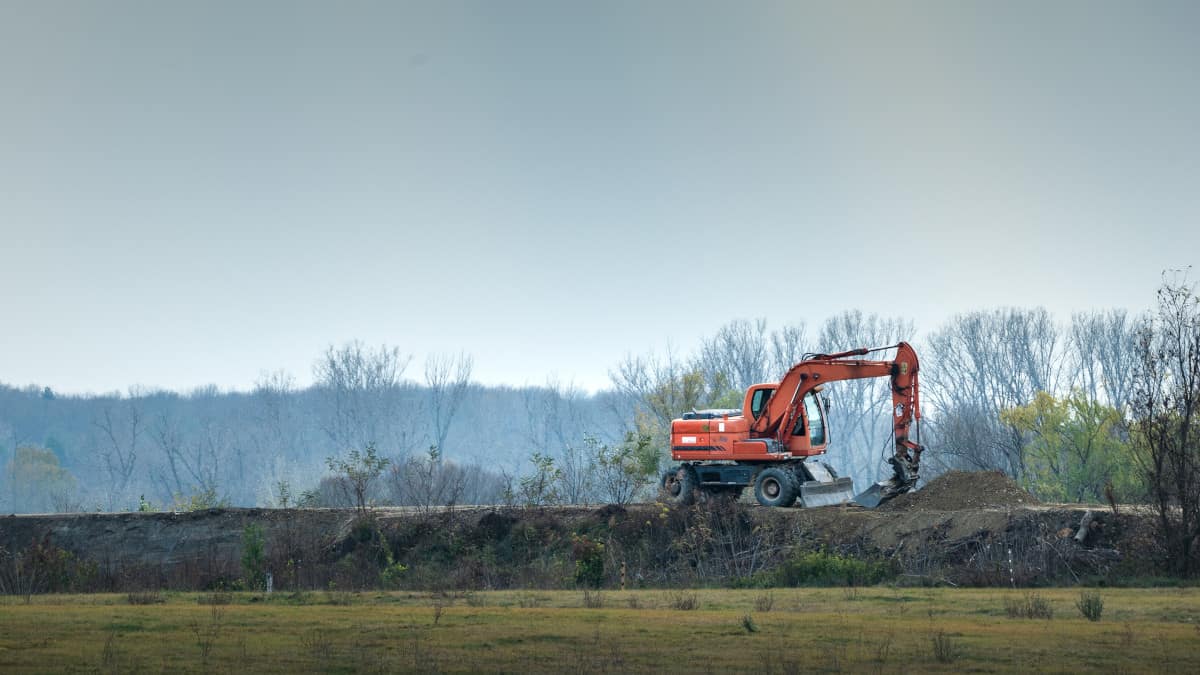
[754, 467, 798, 508]
[661, 465, 697, 506]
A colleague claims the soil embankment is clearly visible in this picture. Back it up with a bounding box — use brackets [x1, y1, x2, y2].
[0, 472, 1155, 589]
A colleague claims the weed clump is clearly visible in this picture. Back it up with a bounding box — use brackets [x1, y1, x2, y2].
[1076, 591, 1104, 621]
[753, 591, 774, 612]
[125, 590, 163, 605]
[1004, 592, 1053, 619]
[740, 613, 759, 633]
[666, 591, 699, 610]
[582, 589, 604, 608]
[930, 629, 959, 663]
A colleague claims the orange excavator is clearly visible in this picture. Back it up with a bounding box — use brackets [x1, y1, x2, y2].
[660, 342, 924, 508]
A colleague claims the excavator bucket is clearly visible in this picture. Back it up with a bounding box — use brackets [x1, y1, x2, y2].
[853, 482, 890, 508]
[854, 476, 918, 508]
[799, 476, 856, 508]
[854, 455, 920, 508]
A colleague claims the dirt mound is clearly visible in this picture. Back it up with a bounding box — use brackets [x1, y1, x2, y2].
[881, 470, 1039, 511]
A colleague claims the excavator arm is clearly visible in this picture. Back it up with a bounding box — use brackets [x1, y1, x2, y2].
[753, 341, 925, 506]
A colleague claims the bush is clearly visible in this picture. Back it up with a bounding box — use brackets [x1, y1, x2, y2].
[572, 534, 605, 588]
[241, 524, 267, 591]
[0, 538, 97, 597]
[1076, 591, 1104, 621]
[770, 550, 894, 587]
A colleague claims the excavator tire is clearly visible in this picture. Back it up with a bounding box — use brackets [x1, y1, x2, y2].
[754, 467, 798, 507]
[661, 465, 697, 506]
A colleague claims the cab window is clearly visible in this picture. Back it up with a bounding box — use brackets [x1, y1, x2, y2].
[804, 392, 826, 445]
[750, 388, 773, 419]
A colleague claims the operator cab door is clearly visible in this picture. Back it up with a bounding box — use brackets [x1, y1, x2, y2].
[787, 391, 828, 457]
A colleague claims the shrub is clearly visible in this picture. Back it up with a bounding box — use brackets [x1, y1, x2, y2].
[770, 550, 894, 587]
[741, 613, 759, 633]
[1076, 591, 1104, 621]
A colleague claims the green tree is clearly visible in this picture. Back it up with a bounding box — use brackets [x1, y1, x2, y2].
[4, 446, 77, 513]
[325, 442, 390, 513]
[1001, 391, 1138, 503]
[592, 431, 659, 505]
[511, 452, 562, 507]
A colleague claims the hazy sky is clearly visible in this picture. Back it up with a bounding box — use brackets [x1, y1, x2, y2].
[2, 1, 1198, 394]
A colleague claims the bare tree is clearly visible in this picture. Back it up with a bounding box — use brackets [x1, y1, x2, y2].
[925, 308, 1066, 480]
[92, 394, 143, 505]
[0, 418, 16, 511]
[150, 410, 188, 500]
[387, 446, 467, 513]
[248, 370, 307, 505]
[313, 341, 413, 455]
[696, 318, 770, 393]
[768, 321, 809, 378]
[556, 441, 597, 505]
[609, 347, 709, 429]
[1070, 309, 1141, 414]
[150, 410, 230, 504]
[424, 352, 474, 460]
[815, 311, 915, 487]
[524, 378, 592, 448]
[1133, 272, 1200, 575]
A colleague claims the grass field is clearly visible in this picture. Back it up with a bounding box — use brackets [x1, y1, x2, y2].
[1, 587, 1198, 673]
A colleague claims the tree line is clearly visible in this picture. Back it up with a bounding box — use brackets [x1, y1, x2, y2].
[4, 273, 1199, 573]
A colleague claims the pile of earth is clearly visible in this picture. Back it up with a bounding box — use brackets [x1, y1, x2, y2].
[880, 470, 1040, 511]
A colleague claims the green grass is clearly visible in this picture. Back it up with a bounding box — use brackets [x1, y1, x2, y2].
[1, 588, 1198, 672]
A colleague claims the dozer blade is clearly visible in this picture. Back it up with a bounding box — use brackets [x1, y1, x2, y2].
[799, 477, 856, 508]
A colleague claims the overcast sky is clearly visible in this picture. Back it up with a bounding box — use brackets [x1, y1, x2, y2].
[1, 1, 1197, 395]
